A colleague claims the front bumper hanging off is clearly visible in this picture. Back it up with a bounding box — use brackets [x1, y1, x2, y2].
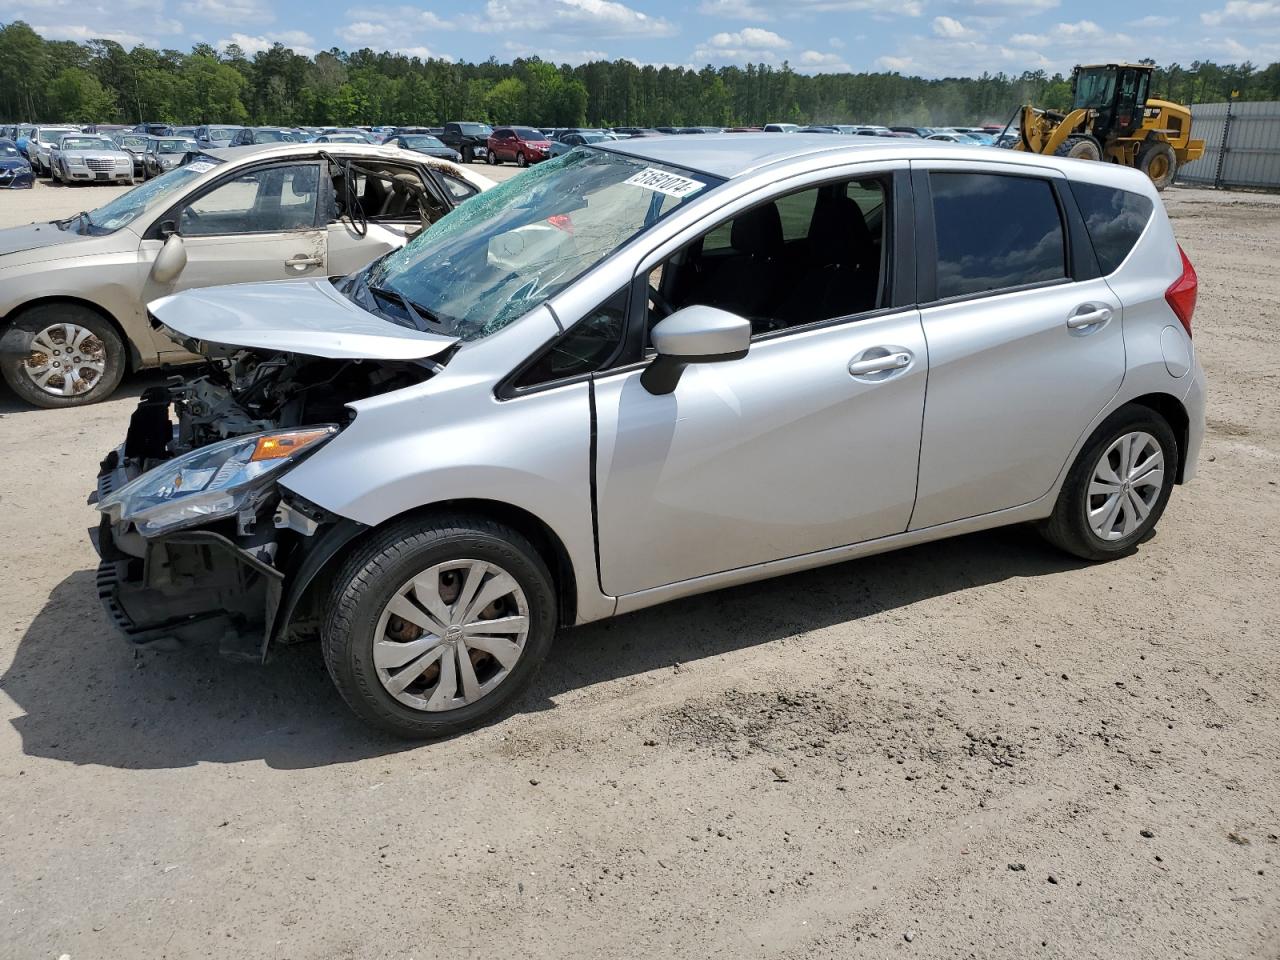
[89, 447, 365, 662]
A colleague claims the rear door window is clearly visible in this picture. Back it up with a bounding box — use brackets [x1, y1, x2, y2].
[1070, 181, 1154, 274]
[929, 172, 1066, 299]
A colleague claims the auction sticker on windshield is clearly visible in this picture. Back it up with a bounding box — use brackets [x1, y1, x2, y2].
[622, 167, 704, 199]
[185, 161, 216, 174]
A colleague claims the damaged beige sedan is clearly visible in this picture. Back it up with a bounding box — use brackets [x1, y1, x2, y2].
[0, 143, 492, 407]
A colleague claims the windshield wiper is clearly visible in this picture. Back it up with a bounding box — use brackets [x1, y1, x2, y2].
[369, 285, 444, 333]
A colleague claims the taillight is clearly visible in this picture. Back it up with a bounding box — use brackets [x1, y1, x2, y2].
[1165, 244, 1197, 338]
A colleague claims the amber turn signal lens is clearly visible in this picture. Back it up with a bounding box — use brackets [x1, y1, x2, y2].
[249, 428, 333, 462]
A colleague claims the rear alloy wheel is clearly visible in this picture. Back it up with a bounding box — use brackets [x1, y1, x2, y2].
[1040, 406, 1178, 561]
[1138, 141, 1177, 191]
[323, 515, 557, 738]
[487, 150, 499, 165]
[0, 306, 126, 408]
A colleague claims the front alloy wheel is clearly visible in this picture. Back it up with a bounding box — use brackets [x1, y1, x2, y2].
[374, 560, 530, 712]
[323, 514, 556, 738]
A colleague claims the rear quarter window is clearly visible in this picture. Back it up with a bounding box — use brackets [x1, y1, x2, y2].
[1070, 181, 1154, 274]
[930, 172, 1066, 299]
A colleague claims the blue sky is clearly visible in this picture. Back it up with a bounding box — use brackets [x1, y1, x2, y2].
[12, 0, 1280, 76]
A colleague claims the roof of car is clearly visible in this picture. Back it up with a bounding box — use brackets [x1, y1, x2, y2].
[596, 132, 941, 179]
[593, 131, 1148, 188]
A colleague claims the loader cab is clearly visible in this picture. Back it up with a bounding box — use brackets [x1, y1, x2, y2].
[1072, 63, 1152, 142]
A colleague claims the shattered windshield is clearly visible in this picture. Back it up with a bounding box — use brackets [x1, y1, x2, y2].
[350, 149, 719, 341]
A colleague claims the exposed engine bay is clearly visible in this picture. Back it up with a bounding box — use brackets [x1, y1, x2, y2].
[91, 348, 436, 661]
[123, 347, 435, 469]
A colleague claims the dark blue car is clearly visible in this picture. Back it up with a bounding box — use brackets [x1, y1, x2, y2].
[0, 139, 34, 189]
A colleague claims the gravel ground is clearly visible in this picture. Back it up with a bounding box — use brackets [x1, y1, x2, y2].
[0, 179, 1277, 960]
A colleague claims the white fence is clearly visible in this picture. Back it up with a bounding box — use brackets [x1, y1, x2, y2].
[1176, 101, 1280, 190]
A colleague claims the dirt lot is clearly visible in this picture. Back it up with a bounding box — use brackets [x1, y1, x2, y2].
[1, 177, 1277, 960]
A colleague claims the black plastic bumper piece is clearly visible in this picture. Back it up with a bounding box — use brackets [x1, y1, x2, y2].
[95, 526, 284, 663]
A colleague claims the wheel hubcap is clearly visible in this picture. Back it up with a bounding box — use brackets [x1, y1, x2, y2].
[373, 559, 530, 712]
[1087, 431, 1164, 541]
[22, 322, 106, 397]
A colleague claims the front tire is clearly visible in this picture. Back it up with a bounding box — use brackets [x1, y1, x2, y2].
[1138, 140, 1177, 191]
[0, 305, 127, 408]
[1055, 135, 1102, 162]
[1040, 405, 1179, 561]
[461, 146, 473, 164]
[516, 151, 528, 168]
[322, 514, 557, 738]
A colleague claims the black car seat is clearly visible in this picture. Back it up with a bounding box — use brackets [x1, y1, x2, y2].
[689, 202, 784, 321]
[777, 187, 879, 327]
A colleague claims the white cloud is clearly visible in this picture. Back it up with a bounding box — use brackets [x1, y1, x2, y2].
[344, 5, 454, 30]
[932, 16, 976, 38]
[218, 30, 316, 56]
[707, 27, 789, 49]
[504, 41, 609, 62]
[32, 23, 145, 45]
[465, 0, 677, 38]
[182, 0, 274, 26]
[962, 0, 1058, 12]
[694, 27, 792, 63]
[697, 0, 772, 19]
[1129, 15, 1173, 28]
[829, 37, 845, 48]
[1008, 19, 1133, 50]
[797, 49, 851, 72]
[875, 54, 915, 71]
[1202, 1, 1280, 26]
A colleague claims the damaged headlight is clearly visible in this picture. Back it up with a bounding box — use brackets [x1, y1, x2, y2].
[99, 426, 337, 537]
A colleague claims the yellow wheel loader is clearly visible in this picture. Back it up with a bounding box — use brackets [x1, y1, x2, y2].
[1006, 63, 1205, 191]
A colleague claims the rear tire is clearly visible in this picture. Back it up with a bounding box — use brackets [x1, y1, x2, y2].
[322, 514, 557, 739]
[1054, 136, 1102, 162]
[1040, 405, 1179, 561]
[462, 147, 473, 163]
[0, 304, 127, 408]
[1138, 140, 1177, 191]
[487, 150, 499, 165]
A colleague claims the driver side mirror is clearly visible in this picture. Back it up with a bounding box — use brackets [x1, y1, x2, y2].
[150, 231, 187, 284]
[641, 305, 751, 395]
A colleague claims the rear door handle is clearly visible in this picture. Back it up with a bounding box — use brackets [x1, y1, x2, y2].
[1067, 305, 1113, 329]
[286, 255, 323, 268]
[848, 351, 912, 376]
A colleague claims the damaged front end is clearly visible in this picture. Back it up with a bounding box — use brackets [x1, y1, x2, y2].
[90, 345, 437, 661]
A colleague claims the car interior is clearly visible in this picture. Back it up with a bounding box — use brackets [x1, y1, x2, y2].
[328, 159, 448, 232]
[179, 164, 321, 235]
[647, 177, 888, 337]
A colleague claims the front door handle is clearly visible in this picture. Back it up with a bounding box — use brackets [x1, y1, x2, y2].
[1067, 305, 1113, 329]
[286, 255, 323, 269]
[848, 351, 912, 377]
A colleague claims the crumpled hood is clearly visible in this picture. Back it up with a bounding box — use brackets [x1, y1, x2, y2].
[148, 278, 460, 361]
[0, 222, 88, 258]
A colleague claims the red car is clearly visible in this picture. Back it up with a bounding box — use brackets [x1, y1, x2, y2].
[486, 126, 552, 167]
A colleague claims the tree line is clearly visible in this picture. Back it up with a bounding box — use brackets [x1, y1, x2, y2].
[2, 20, 1278, 130]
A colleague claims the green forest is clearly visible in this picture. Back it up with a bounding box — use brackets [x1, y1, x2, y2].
[2, 20, 1277, 129]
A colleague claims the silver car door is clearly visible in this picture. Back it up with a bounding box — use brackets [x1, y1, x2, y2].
[593, 170, 926, 598]
[908, 160, 1126, 530]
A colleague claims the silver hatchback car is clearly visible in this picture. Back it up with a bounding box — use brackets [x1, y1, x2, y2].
[92, 135, 1205, 737]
